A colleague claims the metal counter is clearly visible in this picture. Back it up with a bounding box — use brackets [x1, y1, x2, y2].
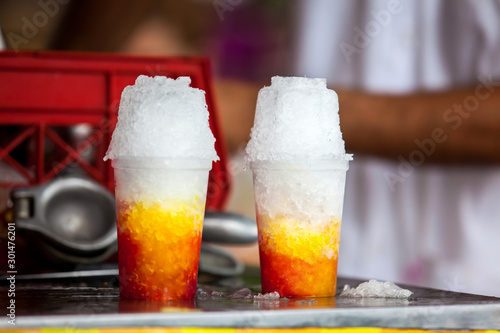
[1, 273, 499, 330]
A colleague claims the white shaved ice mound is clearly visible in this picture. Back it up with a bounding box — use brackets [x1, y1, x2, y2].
[105, 75, 218, 162]
[246, 76, 351, 163]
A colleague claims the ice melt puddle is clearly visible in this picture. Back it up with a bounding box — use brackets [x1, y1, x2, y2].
[340, 280, 413, 299]
[197, 288, 286, 303]
[228, 288, 253, 300]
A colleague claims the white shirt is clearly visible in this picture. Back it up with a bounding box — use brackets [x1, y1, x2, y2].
[296, 0, 500, 296]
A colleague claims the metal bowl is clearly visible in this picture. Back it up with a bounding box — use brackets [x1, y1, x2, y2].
[12, 177, 117, 262]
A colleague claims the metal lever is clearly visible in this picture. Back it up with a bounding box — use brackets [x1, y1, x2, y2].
[202, 211, 258, 245]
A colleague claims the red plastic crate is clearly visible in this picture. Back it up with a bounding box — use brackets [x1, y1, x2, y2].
[0, 51, 231, 210]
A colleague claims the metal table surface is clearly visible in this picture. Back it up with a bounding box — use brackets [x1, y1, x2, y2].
[1, 272, 500, 330]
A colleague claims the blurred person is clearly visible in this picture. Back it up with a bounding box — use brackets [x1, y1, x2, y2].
[290, 0, 500, 297]
[200, 0, 500, 297]
[17, 0, 500, 295]
[207, 0, 500, 296]
[49, 0, 205, 54]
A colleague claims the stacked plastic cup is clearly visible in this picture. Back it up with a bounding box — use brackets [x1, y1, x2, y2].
[246, 76, 352, 298]
[105, 76, 218, 300]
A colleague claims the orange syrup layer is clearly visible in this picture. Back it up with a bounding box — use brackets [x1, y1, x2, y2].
[257, 215, 341, 297]
[117, 200, 203, 300]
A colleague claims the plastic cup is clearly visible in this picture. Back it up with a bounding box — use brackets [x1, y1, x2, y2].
[112, 157, 212, 300]
[251, 159, 349, 298]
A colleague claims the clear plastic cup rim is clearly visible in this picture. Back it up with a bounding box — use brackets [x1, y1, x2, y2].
[111, 157, 213, 170]
[250, 158, 350, 171]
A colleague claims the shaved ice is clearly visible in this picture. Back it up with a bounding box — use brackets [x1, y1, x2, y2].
[105, 75, 218, 162]
[246, 76, 351, 163]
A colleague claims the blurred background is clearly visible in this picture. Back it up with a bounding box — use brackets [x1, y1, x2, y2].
[1, 0, 500, 296]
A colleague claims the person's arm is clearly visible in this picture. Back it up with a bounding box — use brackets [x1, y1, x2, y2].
[338, 87, 500, 163]
[216, 79, 500, 164]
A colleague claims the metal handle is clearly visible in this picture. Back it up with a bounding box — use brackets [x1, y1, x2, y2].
[202, 211, 258, 245]
[11, 189, 35, 220]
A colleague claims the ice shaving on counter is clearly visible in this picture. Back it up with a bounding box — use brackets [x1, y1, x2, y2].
[106, 76, 217, 300]
[246, 76, 351, 297]
[340, 280, 413, 299]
